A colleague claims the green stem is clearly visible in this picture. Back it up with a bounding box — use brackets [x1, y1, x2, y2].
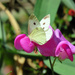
[52, 57, 57, 67]
[49, 57, 54, 75]
[7, 71, 12, 75]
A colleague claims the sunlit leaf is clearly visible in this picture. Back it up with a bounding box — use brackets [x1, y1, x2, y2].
[62, 0, 75, 10]
[44, 56, 75, 75]
[34, 0, 61, 25]
[70, 34, 75, 38]
[71, 41, 75, 45]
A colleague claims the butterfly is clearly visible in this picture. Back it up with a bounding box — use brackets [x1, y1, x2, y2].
[28, 14, 53, 45]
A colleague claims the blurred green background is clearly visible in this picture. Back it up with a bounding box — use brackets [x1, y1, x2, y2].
[0, 0, 75, 75]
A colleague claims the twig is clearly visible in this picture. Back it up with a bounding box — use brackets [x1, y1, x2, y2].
[0, 2, 21, 35]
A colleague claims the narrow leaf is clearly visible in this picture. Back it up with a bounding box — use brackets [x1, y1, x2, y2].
[34, 0, 61, 25]
[62, 0, 75, 10]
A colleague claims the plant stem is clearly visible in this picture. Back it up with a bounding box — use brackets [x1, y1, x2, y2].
[52, 57, 57, 67]
[49, 57, 54, 75]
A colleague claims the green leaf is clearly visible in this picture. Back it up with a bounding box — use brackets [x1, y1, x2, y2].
[71, 41, 75, 45]
[0, 22, 2, 39]
[44, 56, 75, 75]
[67, 15, 72, 22]
[0, 12, 6, 42]
[0, 13, 2, 39]
[62, 0, 75, 10]
[1, 11, 8, 22]
[34, 0, 61, 25]
[5, 44, 44, 59]
[70, 34, 75, 38]
[0, 49, 4, 69]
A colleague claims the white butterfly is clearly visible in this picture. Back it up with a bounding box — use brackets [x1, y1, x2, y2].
[28, 14, 53, 45]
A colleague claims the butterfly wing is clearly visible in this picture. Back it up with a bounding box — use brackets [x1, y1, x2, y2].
[40, 14, 53, 41]
[28, 27, 46, 45]
[28, 14, 52, 43]
[28, 14, 40, 34]
[40, 14, 50, 31]
[45, 28, 53, 41]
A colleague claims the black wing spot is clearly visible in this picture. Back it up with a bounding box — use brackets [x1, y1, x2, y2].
[33, 22, 36, 25]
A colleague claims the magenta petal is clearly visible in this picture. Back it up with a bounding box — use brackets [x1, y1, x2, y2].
[66, 42, 75, 54]
[55, 29, 67, 41]
[14, 34, 26, 50]
[20, 36, 35, 53]
[36, 32, 58, 56]
[70, 45, 75, 54]
[55, 41, 73, 61]
[55, 29, 75, 54]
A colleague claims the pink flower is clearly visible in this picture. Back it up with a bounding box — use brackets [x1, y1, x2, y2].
[14, 26, 75, 61]
[36, 26, 75, 61]
[55, 29, 75, 61]
[14, 34, 35, 53]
